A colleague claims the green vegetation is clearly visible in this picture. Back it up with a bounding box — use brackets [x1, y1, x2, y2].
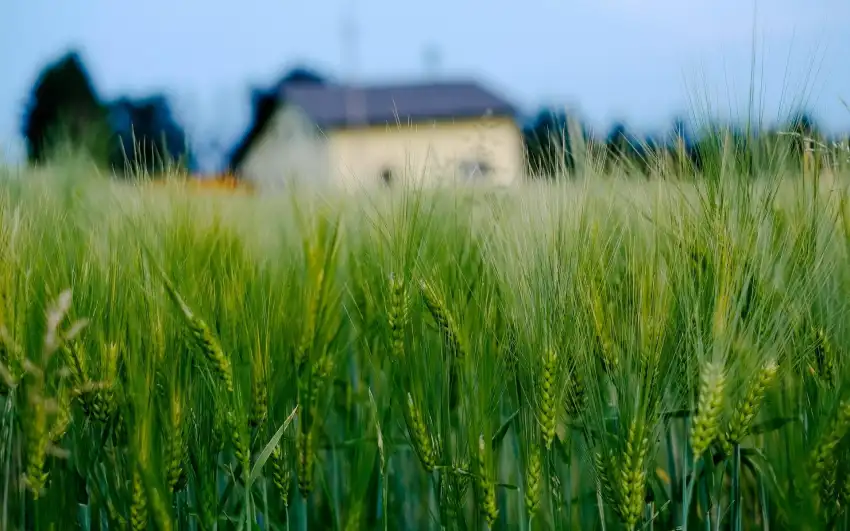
[1, 131, 850, 531]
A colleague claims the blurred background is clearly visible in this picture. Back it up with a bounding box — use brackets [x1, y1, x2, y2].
[1, 0, 848, 175]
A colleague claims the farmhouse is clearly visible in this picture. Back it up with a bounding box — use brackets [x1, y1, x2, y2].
[228, 79, 524, 190]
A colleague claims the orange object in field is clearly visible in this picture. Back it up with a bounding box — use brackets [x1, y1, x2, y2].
[142, 173, 254, 194]
[188, 173, 254, 193]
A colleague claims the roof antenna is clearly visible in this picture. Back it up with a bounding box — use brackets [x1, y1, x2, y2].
[422, 44, 442, 80]
[341, 0, 365, 126]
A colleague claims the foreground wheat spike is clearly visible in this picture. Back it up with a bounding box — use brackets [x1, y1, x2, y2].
[589, 289, 618, 373]
[250, 355, 269, 428]
[61, 340, 87, 389]
[594, 449, 621, 519]
[811, 401, 850, 506]
[439, 463, 466, 526]
[618, 420, 649, 529]
[691, 360, 726, 461]
[61, 341, 97, 416]
[524, 444, 542, 516]
[565, 363, 586, 418]
[839, 461, 850, 515]
[161, 276, 234, 394]
[165, 394, 187, 493]
[387, 272, 408, 359]
[201, 472, 218, 528]
[813, 327, 836, 385]
[296, 242, 327, 368]
[475, 434, 499, 527]
[297, 427, 315, 496]
[308, 354, 334, 414]
[723, 358, 778, 453]
[48, 386, 72, 443]
[539, 348, 558, 449]
[24, 391, 49, 497]
[130, 468, 148, 531]
[90, 343, 119, 423]
[420, 279, 467, 358]
[404, 392, 436, 472]
[270, 443, 292, 507]
[226, 411, 250, 474]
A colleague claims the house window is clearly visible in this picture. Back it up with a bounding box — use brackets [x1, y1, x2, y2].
[458, 159, 493, 180]
[380, 167, 395, 186]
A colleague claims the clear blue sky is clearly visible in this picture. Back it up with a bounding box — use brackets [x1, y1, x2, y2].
[1, 0, 849, 169]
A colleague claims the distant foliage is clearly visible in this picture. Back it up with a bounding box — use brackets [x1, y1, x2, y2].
[522, 108, 582, 177]
[107, 95, 194, 176]
[20, 51, 112, 166]
[20, 49, 194, 177]
[521, 104, 842, 180]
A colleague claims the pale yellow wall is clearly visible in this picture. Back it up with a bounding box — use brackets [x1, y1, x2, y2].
[325, 117, 524, 189]
[239, 106, 330, 191]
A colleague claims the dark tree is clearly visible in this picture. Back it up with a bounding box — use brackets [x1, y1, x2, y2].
[522, 108, 579, 178]
[21, 50, 111, 164]
[107, 94, 194, 175]
[668, 117, 695, 173]
[275, 65, 327, 88]
[604, 121, 633, 165]
[786, 111, 821, 159]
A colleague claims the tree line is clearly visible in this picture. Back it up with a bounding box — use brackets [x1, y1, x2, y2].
[19, 50, 847, 179]
[20, 51, 193, 175]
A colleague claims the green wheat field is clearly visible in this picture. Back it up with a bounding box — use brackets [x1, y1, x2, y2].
[2, 136, 850, 531]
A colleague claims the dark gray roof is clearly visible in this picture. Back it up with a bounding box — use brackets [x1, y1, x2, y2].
[280, 80, 517, 129]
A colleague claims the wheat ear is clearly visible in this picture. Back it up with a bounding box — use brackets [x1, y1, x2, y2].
[420, 279, 467, 358]
[250, 351, 269, 428]
[271, 442, 292, 507]
[539, 348, 558, 449]
[90, 342, 119, 423]
[812, 327, 836, 386]
[811, 401, 850, 509]
[23, 391, 49, 497]
[404, 392, 436, 473]
[297, 427, 315, 497]
[387, 273, 408, 359]
[723, 358, 777, 453]
[524, 443, 542, 516]
[691, 360, 726, 461]
[226, 411, 250, 475]
[130, 468, 149, 531]
[165, 392, 187, 493]
[475, 434, 499, 527]
[618, 419, 649, 529]
[161, 276, 234, 394]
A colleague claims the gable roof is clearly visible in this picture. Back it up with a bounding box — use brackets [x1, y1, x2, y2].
[228, 79, 517, 170]
[281, 80, 517, 129]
